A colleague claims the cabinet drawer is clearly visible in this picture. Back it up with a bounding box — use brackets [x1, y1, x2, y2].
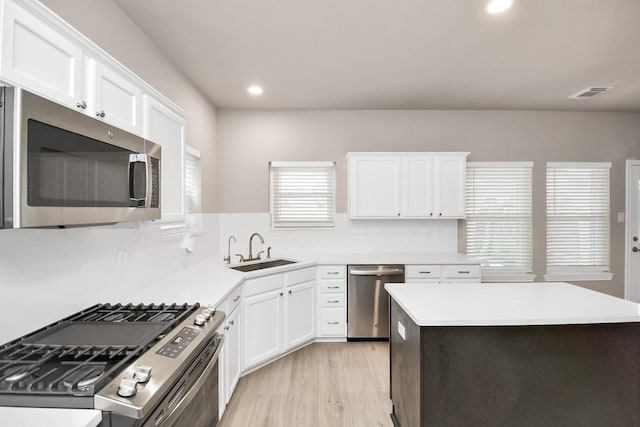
[405, 265, 441, 279]
[226, 285, 243, 312]
[319, 294, 345, 307]
[317, 265, 346, 279]
[441, 265, 481, 280]
[319, 279, 345, 294]
[244, 273, 283, 296]
[285, 267, 316, 286]
[318, 308, 346, 336]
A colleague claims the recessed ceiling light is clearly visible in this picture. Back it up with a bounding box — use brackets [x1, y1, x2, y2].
[247, 85, 263, 95]
[486, 0, 513, 14]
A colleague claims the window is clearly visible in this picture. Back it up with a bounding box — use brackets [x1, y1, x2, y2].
[545, 162, 612, 281]
[185, 146, 203, 233]
[465, 162, 534, 282]
[269, 161, 335, 228]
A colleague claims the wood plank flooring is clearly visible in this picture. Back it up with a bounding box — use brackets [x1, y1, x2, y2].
[218, 342, 393, 427]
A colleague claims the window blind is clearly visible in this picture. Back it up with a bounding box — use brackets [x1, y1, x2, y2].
[546, 162, 610, 274]
[185, 146, 201, 214]
[270, 161, 335, 228]
[466, 162, 533, 276]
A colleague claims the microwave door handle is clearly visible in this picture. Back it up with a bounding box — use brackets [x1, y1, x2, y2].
[129, 153, 147, 206]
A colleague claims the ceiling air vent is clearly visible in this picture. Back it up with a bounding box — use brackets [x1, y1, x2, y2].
[567, 86, 613, 100]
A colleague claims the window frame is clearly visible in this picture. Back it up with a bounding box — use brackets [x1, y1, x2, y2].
[465, 161, 535, 282]
[269, 161, 336, 229]
[544, 162, 613, 282]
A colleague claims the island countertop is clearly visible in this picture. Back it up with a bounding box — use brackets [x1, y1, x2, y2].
[385, 282, 640, 326]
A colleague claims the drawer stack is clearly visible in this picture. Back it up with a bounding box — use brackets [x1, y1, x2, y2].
[405, 264, 481, 284]
[316, 265, 347, 338]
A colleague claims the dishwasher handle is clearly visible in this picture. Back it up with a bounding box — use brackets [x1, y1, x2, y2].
[348, 266, 405, 276]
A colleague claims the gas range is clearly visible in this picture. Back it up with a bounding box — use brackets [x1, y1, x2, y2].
[0, 303, 225, 426]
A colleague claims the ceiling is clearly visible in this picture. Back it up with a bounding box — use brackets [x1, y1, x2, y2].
[114, 0, 640, 111]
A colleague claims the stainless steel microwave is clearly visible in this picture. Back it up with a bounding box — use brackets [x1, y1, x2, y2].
[0, 87, 160, 228]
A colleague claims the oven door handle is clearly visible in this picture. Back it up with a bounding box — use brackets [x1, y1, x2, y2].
[157, 337, 224, 426]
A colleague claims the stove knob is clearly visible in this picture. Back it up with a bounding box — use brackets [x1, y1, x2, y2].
[202, 309, 212, 320]
[133, 365, 152, 383]
[194, 314, 206, 326]
[207, 304, 215, 312]
[117, 378, 138, 397]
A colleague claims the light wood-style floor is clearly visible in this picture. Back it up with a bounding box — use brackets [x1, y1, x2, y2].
[218, 342, 393, 427]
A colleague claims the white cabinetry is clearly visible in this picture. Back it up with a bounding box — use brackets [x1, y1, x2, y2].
[348, 152, 469, 219]
[92, 60, 142, 135]
[216, 284, 243, 419]
[143, 95, 186, 223]
[0, 0, 84, 109]
[316, 265, 347, 339]
[405, 264, 481, 283]
[243, 267, 315, 370]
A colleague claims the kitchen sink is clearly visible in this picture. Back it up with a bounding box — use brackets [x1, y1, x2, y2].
[230, 259, 297, 272]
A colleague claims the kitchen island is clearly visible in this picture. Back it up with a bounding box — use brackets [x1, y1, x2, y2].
[385, 283, 640, 427]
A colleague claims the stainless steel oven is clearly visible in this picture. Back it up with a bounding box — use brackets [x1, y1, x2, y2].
[0, 87, 161, 228]
[0, 303, 224, 427]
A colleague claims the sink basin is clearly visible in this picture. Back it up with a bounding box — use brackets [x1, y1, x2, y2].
[230, 259, 297, 272]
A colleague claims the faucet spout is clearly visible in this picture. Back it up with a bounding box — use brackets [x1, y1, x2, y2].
[224, 235, 236, 264]
[248, 232, 265, 260]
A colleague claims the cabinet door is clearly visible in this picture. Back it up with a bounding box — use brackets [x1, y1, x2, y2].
[93, 61, 142, 135]
[243, 289, 282, 369]
[143, 95, 186, 223]
[349, 156, 401, 218]
[225, 306, 242, 403]
[433, 155, 467, 218]
[0, 0, 84, 109]
[284, 280, 315, 350]
[402, 156, 434, 218]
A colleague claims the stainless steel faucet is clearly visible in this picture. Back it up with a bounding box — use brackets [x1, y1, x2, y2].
[248, 232, 265, 261]
[223, 235, 236, 264]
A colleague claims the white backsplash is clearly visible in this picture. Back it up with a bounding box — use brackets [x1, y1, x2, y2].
[218, 213, 458, 261]
[0, 215, 220, 344]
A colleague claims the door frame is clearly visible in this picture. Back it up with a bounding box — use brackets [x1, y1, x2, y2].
[625, 160, 640, 300]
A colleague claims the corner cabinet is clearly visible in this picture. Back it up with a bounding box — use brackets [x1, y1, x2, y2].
[243, 267, 315, 371]
[347, 152, 469, 219]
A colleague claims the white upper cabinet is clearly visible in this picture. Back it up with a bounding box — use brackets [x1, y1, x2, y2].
[0, 0, 84, 109]
[348, 152, 469, 219]
[91, 60, 142, 135]
[143, 95, 186, 223]
[348, 155, 401, 217]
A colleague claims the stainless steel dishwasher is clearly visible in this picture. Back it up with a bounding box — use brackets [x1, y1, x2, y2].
[347, 265, 405, 340]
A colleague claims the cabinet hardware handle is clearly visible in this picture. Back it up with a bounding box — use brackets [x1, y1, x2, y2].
[279, 292, 283, 296]
[439, 213, 442, 216]
[327, 271, 340, 275]
[327, 322, 340, 325]
[328, 286, 340, 289]
[328, 300, 340, 303]
[96, 110, 106, 118]
[232, 296, 240, 302]
[397, 213, 400, 216]
[76, 101, 87, 109]
[288, 290, 292, 294]
[458, 271, 470, 274]
[230, 320, 235, 325]
[224, 326, 229, 330]
[419, 271, 431, 274]
[429, 213, 433, 216]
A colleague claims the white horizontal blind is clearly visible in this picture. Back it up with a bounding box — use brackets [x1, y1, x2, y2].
[185, 146, 201, 214]
[270, 161, 335, 228]
[546, 162, 610, 273]
[466, 163, 533, 273]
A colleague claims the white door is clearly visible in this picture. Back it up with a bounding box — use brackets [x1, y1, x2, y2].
[434, 155, 467, 218]
[243, 289, 282, 368]
[402, 156, 433, 218]
[349, 155, 401, 218]
[93, 60, 142, 135]
[225, 306, 242, 403]
[625, 160, 640, 302]
[284, 280, 315, 350]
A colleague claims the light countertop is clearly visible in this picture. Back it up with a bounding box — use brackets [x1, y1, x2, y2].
[309, 252, 480, 265]
[385, 282, 640, 326]
[0, 408, 101, 427]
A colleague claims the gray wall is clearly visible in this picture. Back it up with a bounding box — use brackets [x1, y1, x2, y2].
[216, 109, 640, 296]
[40, 0, 219, 213]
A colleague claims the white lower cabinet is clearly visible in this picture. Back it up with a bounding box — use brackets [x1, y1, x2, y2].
[316, 265, 347, 338]
[224, 305, 242, 403]
[405, 264, 481, 283]
[243, 267, 315, 370]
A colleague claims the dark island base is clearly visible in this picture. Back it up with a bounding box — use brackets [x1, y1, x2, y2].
[390, 299, 640, 427]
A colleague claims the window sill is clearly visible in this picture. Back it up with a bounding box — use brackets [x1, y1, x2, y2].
[544, 271, 614, 282]
[481, 269, 536, 283]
